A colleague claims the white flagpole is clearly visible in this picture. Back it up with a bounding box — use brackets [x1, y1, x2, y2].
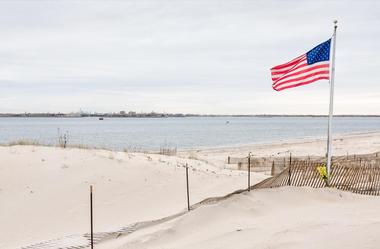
[326, 20, 338, 179]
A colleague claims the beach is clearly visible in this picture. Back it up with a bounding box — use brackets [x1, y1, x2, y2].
[3, 0, 380, 248]
[0, 145, 263, 248]
[181, 131, 380, 167]
[1, 131, 380, 248]
[99, 187, 380, 249]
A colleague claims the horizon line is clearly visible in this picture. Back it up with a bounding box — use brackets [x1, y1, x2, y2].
[1, 112, 380, 117]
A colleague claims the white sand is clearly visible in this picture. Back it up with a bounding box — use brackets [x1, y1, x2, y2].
[179, 131, 380, 167]
[1, 132, 379, 248]
[100, 187, 380, 249]
[0, 145, 265, 249]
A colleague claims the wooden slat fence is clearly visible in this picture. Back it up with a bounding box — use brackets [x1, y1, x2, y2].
[228, 151, 380, 176]
[253, 159, 380, 196]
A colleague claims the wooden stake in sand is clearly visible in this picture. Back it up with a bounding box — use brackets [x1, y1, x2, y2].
[90, 185, 94, 249]
[288, 153, 292, 186]
[248, 152, 252, 191]
[186, 164, 190, 211]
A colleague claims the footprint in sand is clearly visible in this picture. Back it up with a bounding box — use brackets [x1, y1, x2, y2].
[61, 164, 69, 169]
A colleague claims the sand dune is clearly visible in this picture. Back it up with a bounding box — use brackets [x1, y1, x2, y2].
[0, 145, 265, 249]
[99, 187, 380, 249]
[1, 132, 380, 248]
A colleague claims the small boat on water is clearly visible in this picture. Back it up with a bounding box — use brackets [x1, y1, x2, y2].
[99, 117, 104, 120]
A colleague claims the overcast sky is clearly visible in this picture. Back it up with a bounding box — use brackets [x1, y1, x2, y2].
[1, 0, 379, 114]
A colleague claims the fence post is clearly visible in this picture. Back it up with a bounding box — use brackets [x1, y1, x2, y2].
[247, 153, 251, 191]
[271, 160, 275, 176]
[186, 164, 190, 211]
[287, 160, 291, 186]
[228, 156, 230, 164]
[90, 185, 94, 249]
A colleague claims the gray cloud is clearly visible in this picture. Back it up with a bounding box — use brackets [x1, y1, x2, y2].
[0, 0, 379, 114]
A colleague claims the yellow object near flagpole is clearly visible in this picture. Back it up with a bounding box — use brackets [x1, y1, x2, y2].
[326, 20, 338, 180]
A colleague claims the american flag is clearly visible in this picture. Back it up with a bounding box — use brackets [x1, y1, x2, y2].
[271, 39, 331, 91]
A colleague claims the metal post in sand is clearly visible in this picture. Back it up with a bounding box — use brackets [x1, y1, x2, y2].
[90, 185, 94, 249]
[186, 164, 190, 211]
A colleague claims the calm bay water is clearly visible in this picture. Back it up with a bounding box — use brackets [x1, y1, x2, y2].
[0, 117, 379, 151]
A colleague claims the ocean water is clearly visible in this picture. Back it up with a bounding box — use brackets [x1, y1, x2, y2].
[0, 117, 379, 151]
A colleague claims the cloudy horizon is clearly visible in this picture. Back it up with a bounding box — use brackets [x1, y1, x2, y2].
[1, 0, 379, 115]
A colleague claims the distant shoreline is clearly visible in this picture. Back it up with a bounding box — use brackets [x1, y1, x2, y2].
[1, 114, 380, 118]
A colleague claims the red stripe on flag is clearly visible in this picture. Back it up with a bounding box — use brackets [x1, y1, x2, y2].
[273, 76, 329, 91]
[273, 70, 329, 89]
[270, 55, 306, 70]
[271, 62, 308, 77]
[271, 62, 328, 79]
[272, 66, 329, 85]
[271, 62, 309, 81]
